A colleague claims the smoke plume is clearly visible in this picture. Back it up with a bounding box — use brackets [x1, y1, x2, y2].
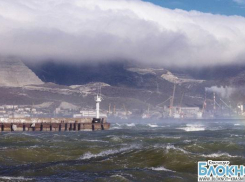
[205, 86, 236, 98]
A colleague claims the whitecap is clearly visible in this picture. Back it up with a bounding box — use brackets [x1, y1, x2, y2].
[166, 144, 189, 154]
[158, 136, 181, 139]
[110, 174, 129, 180]
[80, 139, 109, 143]
[79, 145, 140, 160]
[154, 144, 190, 154]
[0, 147, 8, 150]
[110, 136, 122, 142]
[29, 145, 40, 148]
[177, 124, 205, 132]
[147, 124, 158, 128]
[151, 166, 175, 172]
[201, 152, 240, 158]
[126, 123, 135, 127]
[183, 140, 192, 143]
[0, 176, 33, 181]
[234, 124, 241, 126]
[110, 126, 121, 130]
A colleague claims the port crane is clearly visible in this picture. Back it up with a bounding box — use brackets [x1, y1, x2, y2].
[178, 92, 185, 114]
[108, 103, 111, 115]
[169, 83, 176, 117]
[156, 97, 172, 107]
[220, 98, 232, 110]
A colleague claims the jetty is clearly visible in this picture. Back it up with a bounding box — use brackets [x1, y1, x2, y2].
[0, 117, 110, 132]
[0, 94, 110, 132]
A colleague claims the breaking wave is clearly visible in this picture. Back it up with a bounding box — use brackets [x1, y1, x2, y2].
[177, 124, 205, 132]
[110, 126, 121, 130]
[126, 123, 135, 127]
[109, 174, 129, 180]
[0, 176, 33, 181]
[201, 152, 240, 158]
[110, 123, 122, 130]
[165, 144, 189, 154]
[79, 145, 140, 160]
[151, 166, 176, 172]
[80, 139, 109, 143]
[1, 119, 244, 181]
[147, 124, 158, 128]
[154, 144, 190, 154]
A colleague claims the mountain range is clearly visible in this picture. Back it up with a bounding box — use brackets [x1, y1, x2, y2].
[1, 58, 245, 117]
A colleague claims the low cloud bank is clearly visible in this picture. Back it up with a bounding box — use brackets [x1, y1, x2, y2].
[0, 0, 245, 67]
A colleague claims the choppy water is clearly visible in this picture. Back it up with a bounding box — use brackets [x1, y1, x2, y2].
[0, 119, 245, 182]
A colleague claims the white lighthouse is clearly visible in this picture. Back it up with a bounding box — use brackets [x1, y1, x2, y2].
[95, 94, 102, 119]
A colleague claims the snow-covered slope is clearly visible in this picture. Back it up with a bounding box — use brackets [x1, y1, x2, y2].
[161, 71, 204, 84]
[0, 58, 43, 87]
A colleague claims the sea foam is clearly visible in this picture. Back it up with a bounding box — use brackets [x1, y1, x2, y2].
[147, 124, 158, 128]
[126, 123, 135, 127]
[79, 145, 140, 160]
[201, 152, 240, 158]
[0, 176, 33, 181]
[177, 124, 205, 132]
[151, 166, 175, 172]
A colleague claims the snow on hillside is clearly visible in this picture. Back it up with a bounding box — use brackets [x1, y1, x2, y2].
[161, 71, 204, 84]
[127, 68, 165, 75]
[0, 58, 43, 87]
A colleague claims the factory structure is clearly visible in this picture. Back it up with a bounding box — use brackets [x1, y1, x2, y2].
[162, 83, 204, 119]
[0, 81, 244, 126]
[139, 83, 245, 120]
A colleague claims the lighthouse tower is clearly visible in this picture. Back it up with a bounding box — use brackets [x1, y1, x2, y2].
[95, 94, 102, 119]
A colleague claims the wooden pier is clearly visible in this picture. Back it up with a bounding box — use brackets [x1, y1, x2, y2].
[0, 118, 110, 132]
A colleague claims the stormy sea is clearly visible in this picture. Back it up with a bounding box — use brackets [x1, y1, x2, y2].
[0, 119, 245, 182]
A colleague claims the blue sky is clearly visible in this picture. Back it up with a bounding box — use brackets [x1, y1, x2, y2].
[143, 0, 245, 17]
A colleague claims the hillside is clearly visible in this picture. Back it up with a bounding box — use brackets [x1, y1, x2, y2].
[1, 59, 245, 118]
[0, 58, 43, 87]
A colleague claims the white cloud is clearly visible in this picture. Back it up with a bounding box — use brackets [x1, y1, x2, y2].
[0, 0, 245, 67]
[233, 0, 245, 4]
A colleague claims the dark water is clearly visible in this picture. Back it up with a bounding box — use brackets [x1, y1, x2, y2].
[0, 120, 245, 182]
